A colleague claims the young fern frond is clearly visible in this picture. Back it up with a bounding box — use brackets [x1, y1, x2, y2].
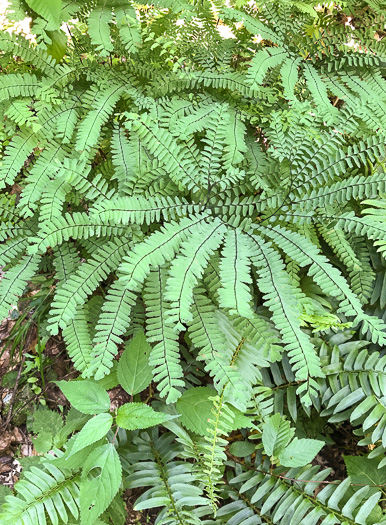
[203, 392, 234, 512]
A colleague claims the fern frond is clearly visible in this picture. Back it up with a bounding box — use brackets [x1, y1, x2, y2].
[166, 220, 225, 328]
[145, 268, 184, 404]
[0, 73, 39, 103]
[0, 33, 57, 73]
[63, 305, 93, 375]
[0, 254, 40, 321]
[318, 224, 362, 272]
[227, 460, 381, 525]
[218, 229, 254, 318]
[88, 279, 137, 379]
[127, 430, 206, 524]
[115, 5, 141, 54]
[303, 63, 338, 123]
[189, 290, 246, 406]
[88, 0, 114, 56]
[0, 128, 40, 188]
[249, 232, 323, 405]
[203, 393, 233, 512]
[39, 177, 70, 223]
[259, 223, 386, 345]
[0, 234, 30, 266]
[118, 215, 209, 294]
[29, 213, 129, 254]
[125, 114, 204, 190]
[0, 462, 80, 525]
[246, 47, 287, 90]
[75, 83, 125, 152]
[47, 239, 128, 334]
[53, 243, 80, 284]
[294, 170, 386, 210]
[18, 141, 66, 217]
[89, 195, 202, 225]
[321, 342, 386, 446]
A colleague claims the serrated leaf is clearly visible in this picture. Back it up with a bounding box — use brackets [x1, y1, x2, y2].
[278, 437, 323, 467]
[176, 386, 256, 436]
[56, 380, 110, 414]
[344, 456, 386, 496]
[80, 444, 122, 525]
[117, 330, 153, 396]
[176, 386, 218, 436]
[70, 413, 113, 456]
[32, 431, 52, 454]
[116, 402, 174, 430]
[25, 0, 62, 27]
[54, 409, 91, 447]
[32, 407, 63, 435]
[262, 414, 294, 457]
[229, 441, 256, 457]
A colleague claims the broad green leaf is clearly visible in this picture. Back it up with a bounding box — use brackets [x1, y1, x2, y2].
[32, 406, 63, 435]
[344, 456, 386, 496]
[177, 387, 218, 436]
[80, 444, 122, 525]
[50, 434, 105, 470]
[116, 402, 174, 430]
[56, 380, 110, 414]
[32, 431, 52, 454]
[177, 387, 256, 436]
[278, 437, 323, 467]
[70, 413, 113, 456]
[262, 414, 294, 457]
[229, 441, 255, 457]
[96, 361, 119, 390]
[0, 486, 12, 507]
[55, 408, 91, 447]
[117, 330, 153, 396]
[26, 0, 62, 27]
[46, 29, 68, 63]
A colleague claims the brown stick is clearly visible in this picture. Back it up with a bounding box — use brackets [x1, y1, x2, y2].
[1, 352, 26, 430]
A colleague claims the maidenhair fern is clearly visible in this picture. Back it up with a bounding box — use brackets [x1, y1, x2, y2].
[1, 0, 386, 523]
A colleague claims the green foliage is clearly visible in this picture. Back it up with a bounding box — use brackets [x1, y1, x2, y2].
[117, 330, 153, 396]
[1, 0, 386, 523]
[116, 402, 174, 430]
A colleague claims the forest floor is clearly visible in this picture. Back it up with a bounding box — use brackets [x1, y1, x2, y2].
[0, 312, 160, 524]
[0, 311, 354, 524]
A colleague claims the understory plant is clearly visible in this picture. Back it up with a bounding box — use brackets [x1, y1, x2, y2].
[0, 0, 386, 523]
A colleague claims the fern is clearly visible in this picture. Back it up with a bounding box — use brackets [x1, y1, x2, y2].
[0, 462, 81, 525]
[1, 0, 386, 523]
